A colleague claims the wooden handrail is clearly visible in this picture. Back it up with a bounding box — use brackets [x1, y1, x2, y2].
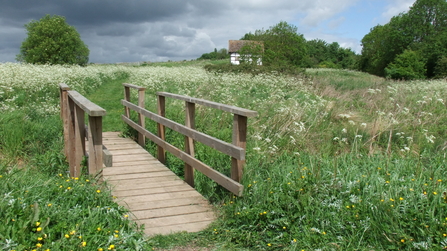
[59, 84, 110, 177]
[122, 85, 257, 196]
[157, 92, 258, 117]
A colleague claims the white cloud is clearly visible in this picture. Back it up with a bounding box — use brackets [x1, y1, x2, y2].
[379, 0, 415, 24]
[328, 16, 346, 29]
[300, 0, 358, 27]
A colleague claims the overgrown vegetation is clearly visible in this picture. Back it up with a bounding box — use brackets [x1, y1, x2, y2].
[2, 62, 447, 250]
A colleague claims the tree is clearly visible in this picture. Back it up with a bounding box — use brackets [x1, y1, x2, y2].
[385, 50, 426, 80]
[17, 14, 89, 66]
[241, 21, 307, 67]
[359, 0, 447, 78]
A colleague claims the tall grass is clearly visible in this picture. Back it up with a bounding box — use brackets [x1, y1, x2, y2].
[2, 62, 447, 250]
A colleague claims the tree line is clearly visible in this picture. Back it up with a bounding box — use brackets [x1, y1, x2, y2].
[359, 0, 447, 79]
[198, 21, 358, 70]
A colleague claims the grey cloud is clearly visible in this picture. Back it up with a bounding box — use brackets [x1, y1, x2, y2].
[0, 0, 364, 63]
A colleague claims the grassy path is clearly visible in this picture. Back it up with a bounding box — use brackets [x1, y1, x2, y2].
[86, 77, 129, 132]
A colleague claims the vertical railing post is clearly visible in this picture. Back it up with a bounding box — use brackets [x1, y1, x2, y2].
[231, 114, 248, 182]
[124, 85, 131, 118]
[59, 84, 70, 158]
[157, 95, 166, 164]
[67, 97, 78, 177]
[184, 101, 196, 187]
[88, 115, 103, 175]
[137, 88, 146, 147]
[74, 105, 85, 177]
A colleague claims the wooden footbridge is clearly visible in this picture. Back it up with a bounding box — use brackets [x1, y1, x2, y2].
[58, 83, 257, 236]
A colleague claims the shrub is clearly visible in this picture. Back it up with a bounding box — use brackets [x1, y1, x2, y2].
[385, 50, 426, 80]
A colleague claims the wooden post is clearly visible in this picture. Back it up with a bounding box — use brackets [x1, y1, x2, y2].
[157, 95, 166, 164]
[74, 105, 85, 177]
[231, 114, 248, 182]
[67, 97, 77, 177]
[59, 84, 70, 158]
[184, 101, 196, 187]
[137, 89, 146, 147]
[124, 85, 130, 118]
[88, 116, 103, 175]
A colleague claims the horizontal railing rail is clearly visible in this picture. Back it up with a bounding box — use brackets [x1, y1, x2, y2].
[121, 84, 257, 196]
[59, 84, 112, 178]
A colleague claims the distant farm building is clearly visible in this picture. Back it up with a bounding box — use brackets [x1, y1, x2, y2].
[228, 40, 264, 65]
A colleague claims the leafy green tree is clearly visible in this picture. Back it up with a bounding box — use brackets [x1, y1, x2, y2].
[385, 50, 426, 80]
[359, 0, 447, 79]
[17, 14, 89, 66]
[241, 21, 307, 67]
[359, 14, 412, 76]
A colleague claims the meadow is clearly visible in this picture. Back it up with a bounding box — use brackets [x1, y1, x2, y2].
[1, 61, 447, 250]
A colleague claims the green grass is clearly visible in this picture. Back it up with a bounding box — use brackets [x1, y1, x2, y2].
[3, 62, 447, 250]
[86, 76, 130, 132]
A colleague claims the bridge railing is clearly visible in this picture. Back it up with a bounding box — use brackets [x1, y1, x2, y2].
[59, 84, 111, 177]
[121, 83, 258, 196]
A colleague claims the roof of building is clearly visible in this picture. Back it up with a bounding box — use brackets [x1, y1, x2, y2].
[228, 40, 264, 53]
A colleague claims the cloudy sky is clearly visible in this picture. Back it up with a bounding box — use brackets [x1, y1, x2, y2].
[0, 0, 416, 63]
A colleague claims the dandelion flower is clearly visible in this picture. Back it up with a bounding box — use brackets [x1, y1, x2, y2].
[36, 227, 42, 232]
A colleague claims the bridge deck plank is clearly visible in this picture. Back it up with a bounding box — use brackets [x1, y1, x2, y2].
[101, 132, 215, 236]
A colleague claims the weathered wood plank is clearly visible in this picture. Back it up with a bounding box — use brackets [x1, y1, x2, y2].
[103, 144, 140, 150]
[111, 159, 160, 167]
[68, 91, 106, 116]
[123, 83, 146, 91]
[105, 170, 177, 181]
[110, 180, 188, 192]
[118, 190, 204, 203]
[184, 101, 195, 187]
[113, 185, 195, 197]
[157, 95, 166, 164]
[105, 175, 182, 185]
[112, 154, 156, 162]
[144, 221, 214, 236]
[102, 165, 169, 175]
[88, 116, 103, 175]
[157, 92, 258, 117]
[131, 204, 211, 220]
[108, 148, 148, 155]
[117, 196, 208, 211]
[136, 211, 215, 228]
